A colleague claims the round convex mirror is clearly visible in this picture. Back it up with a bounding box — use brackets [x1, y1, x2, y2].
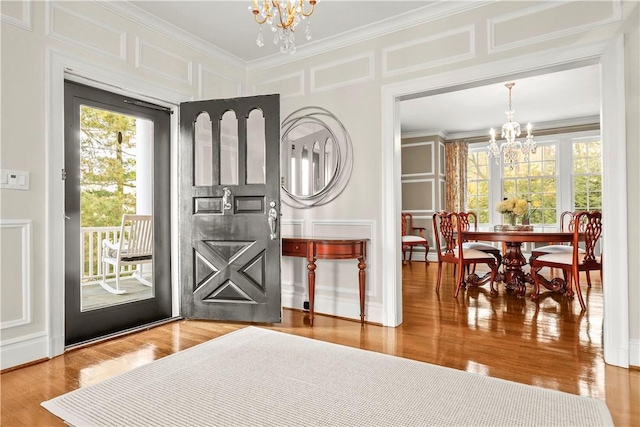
[280, 107, 353, 208]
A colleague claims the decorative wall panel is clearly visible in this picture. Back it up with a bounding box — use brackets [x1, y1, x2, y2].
[310, 52, 375, 93]
[0, 220, 31, 329]
[135, 37, 193, 85]
[439, 142, 446, 177]
[47, 3, 126, 61]
[488, 1, 622, 53]
[401, 179, 435, 213]
[198, 66, 242, 99]
[253, 71, 304, 98]
[383, 25, 475, 77]
[1, 0, 31, 30]
[401, 141, 434, 176]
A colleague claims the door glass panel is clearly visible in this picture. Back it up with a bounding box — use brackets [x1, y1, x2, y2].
[246, 108, 266, 184]
[79, 105, 154, 311]
[220, 110, 238, 185]
[194, 112, 213, 186]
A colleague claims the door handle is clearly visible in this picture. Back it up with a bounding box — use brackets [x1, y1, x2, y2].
[64, 212, 70, 220]
[268, 201, 278, 240]
[222, 187, 232, 211]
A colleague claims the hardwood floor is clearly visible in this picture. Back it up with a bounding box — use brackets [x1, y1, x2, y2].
[1, 263, 638, 426]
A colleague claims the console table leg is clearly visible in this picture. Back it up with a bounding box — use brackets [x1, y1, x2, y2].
[307, 259, 316, 326]
[358, 256, 366, 325]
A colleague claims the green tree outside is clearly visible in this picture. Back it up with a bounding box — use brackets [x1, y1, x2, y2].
[80, 105, 138, 227]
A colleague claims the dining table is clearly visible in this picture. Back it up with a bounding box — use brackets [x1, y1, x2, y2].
[461, 228, 578, 298]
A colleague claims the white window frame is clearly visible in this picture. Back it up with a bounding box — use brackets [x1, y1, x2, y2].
[571, 134, 603, 211]
[468, 129, 601, 227]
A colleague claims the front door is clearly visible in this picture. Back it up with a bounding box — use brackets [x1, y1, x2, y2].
[179, 95, 281, 322]
[64, 81, 172, 345]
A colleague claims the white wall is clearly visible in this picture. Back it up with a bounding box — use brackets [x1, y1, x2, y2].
[1, 0, 638, 369]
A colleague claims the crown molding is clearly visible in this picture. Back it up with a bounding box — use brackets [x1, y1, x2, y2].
[433, 115, 601, 141]
[95, 0, 247, 72]
[401, 130, 448, 140]
[246, 0, 495, 73]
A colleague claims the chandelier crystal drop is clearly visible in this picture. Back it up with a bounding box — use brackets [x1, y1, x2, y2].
[487, 82, 536, 169]
[250, 0, 316, 55]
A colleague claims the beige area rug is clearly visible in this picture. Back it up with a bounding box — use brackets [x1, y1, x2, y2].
[42, 327, 612, 426]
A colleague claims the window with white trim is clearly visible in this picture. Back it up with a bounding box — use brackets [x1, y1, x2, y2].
[572, 137, 602, 210]
[466, 150, 490, 223]
[466, 130, 601, 227]
[502, 142, 557, 225]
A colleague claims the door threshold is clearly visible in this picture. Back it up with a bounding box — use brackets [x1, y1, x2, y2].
[64, 317, 182, 352]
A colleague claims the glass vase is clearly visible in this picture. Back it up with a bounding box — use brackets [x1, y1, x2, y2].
[505, 213, 517, 226]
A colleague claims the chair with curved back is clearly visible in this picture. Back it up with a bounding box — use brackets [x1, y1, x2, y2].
[457, 211, 502, 270]
[530, 211, 602, 310]
[432, 211, 498, 297]
[529, 210, 593, 287]
[401, 212, 429, 264]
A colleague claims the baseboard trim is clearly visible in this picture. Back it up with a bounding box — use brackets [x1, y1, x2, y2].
[630, 339, 640, 367]
[0, 332, 48, 370]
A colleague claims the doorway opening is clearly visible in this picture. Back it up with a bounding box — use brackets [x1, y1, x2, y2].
[382, 41, 629, 367]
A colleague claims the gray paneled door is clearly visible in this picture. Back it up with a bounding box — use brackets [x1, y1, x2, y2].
[179, 95, 281, 322]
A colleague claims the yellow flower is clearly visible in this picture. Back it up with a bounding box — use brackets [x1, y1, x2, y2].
[496, 197, 528, 215]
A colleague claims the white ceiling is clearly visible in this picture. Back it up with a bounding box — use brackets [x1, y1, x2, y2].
[124, 1, 601, 135]
[128, 1, 435, 62]
[400, 64, 601, 137]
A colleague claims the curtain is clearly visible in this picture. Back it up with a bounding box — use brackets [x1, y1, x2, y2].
[445, 140, 468, 212]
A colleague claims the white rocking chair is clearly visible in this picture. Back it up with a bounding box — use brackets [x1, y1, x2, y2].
[100, 214, 153, 294]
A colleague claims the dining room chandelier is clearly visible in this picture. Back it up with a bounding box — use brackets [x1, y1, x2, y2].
[487, 82, 536, 168]
[250, 0, 316, 54]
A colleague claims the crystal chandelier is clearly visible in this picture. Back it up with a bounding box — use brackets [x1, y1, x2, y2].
[250, 0, 316, 55]
[487, 82, 536, 168]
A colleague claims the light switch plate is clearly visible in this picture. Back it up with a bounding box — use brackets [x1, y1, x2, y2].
[0, 169, 30, 190]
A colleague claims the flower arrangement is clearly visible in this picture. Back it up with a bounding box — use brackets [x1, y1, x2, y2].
[496, 197, 529, 225]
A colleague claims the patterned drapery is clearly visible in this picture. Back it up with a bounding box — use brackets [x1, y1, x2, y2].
[445, 140, 468, 212]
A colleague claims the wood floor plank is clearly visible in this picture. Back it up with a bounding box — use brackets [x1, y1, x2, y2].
[1, 263, 637, 426]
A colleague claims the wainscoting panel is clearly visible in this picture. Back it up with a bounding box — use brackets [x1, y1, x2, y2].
[383, 25, 475, 77]
[0, 0, 31, 30]
[488, 0, 622, 53]
[135, 38, 192, 85]
[0, 220, 31, 330]
[198, 65, 242, 100]
[252, 71, 304, 99]
[47, 2, 126, 61]
[310, 51, 375, 93]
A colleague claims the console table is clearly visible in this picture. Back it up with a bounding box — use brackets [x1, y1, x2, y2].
[282, 237, 368, 326]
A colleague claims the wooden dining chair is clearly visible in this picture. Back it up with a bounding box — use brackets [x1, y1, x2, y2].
[401, 212, 429, 264]
[530, 211, 602, 310]
[432, 211, 498, 297]
[529, 210, 593, 287]
[457, 211, 502, 269]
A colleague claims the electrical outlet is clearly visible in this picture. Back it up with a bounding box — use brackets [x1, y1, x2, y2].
[303, 301, 309, 311]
